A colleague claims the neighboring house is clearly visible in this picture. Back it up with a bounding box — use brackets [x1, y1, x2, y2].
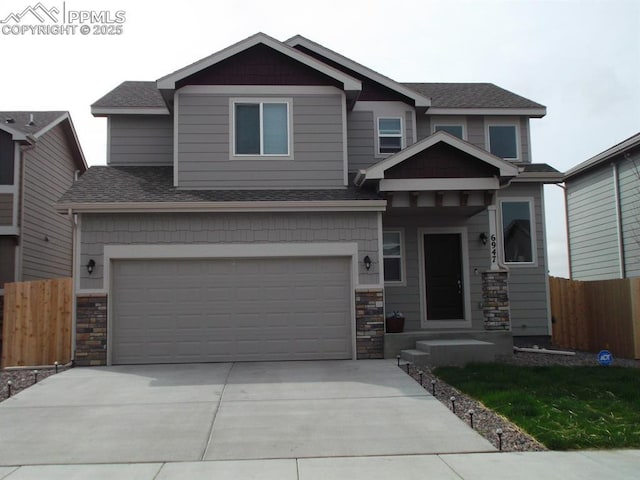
[565, 132, 640, 280]
[0, 111, 87, 335]
[58, 33, 561, 366]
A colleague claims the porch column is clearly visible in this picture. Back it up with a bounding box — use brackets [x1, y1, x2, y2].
[483, 205, 510, 330]
[487, 205, 500, 271]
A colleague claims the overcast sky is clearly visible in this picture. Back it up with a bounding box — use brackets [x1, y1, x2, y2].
[1, 0, 638, 277]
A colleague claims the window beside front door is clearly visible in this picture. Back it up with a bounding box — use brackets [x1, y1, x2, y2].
[500, 199, 535, 264]
[383, 230, 404, 284]
[377, 117, 403, 154]
[488, 124, 519, 160]
[232, 99, 291, 157]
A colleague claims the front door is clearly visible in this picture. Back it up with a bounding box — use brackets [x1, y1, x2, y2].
[423, 233, 464, 321]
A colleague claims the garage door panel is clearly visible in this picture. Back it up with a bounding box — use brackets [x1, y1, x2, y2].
[112, 257, 352, 364]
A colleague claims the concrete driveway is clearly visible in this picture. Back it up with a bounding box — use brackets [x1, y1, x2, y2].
[0, 360, 494, 466]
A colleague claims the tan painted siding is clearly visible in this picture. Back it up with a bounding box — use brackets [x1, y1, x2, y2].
[21, 123, 76, 280]
[79, 211, 380, 290]
[177, 93, 345, 188]
[109, 115, 173, 165]
[0, 193, 13, 225]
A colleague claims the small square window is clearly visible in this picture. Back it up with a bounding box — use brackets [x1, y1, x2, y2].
[383, 231, 404, 283]
[233, 100, 289, 156]
[489, 125, 518, 159]
[378, 118, 402, 154]
[501, 200, 534, 263]
[434, 125, 464, 139]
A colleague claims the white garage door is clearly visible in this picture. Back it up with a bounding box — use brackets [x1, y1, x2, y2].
[111, 257, 352, 364]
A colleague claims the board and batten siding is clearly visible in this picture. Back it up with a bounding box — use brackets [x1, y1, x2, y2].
[21, 123, 76, 281]
[0, 193, 13, 225]
[498, 183, 550, 335]
[566, 165, 620, 280]
[79, 211, 380, 290]
[109, 115, 173, 165]
[176, 92, 345, 188]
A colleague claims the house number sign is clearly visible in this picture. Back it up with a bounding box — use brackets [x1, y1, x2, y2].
[490, 233, 497, 266]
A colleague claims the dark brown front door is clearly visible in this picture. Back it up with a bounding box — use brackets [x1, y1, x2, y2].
[424, 233, 464, 320]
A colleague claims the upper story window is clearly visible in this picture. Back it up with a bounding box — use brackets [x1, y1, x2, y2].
[383, 230, 405, 284]
[0, 132, 14, 185]
[488, 124, 519, 160]
[377, 117, 403, 155]
[500, 199, 535, 264]
[434, 124, 464, 139]
[232, 99, 291, 157]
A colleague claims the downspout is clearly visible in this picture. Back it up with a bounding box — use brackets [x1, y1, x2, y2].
[612, 162, 626, 278]
[68, 209, 77, 362]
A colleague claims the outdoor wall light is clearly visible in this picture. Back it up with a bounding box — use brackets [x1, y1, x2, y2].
[363, 255, 372, 271]
[86, 259, 96, 275]
[479, 232, 488, 245]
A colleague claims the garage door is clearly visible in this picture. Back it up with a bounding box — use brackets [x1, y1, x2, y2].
[111, 257, 352, 364]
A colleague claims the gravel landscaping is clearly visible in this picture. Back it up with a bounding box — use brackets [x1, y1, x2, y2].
[0, 364, 70, 402]
[401, 349, 640, 452]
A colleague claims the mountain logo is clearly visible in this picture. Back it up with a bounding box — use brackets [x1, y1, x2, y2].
[0, 3, 60, 24]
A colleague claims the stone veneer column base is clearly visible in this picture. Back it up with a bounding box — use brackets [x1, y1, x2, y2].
[355, 288, 384, 359]
[482, 270, 510, 330]
[75, 294, 108, 366]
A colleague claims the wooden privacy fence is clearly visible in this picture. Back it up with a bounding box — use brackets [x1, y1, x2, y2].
[550, 276, 640, 359]
[1, 278, 73, 368]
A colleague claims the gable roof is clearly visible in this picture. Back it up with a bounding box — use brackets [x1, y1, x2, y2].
[565, 132, 640, 180]
[91, 81, 169, 116]
[157, 32, 361, 95]
[404, 83, 546, 117]
[355, 130, 519, 186]
[286, 35, 431, 109]
[57, 166, 385, 213]
[0, 111, 87, 171]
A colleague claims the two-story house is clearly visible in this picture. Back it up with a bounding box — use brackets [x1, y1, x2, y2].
[1, 111, 86, 345]
[58, 33, 561, 366]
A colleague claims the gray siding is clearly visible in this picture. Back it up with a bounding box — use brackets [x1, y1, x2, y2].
[0, 237, 16, 287]
[79, 211, 379, 290]
[21, 123, 76, 281]
[467, 116, 485, 149]
[405, 111, 414, 146]
[566, 165, 620, 280]
[617, 155, 640, 277]
[0, 193, 12, 225]
[520, 117, 530, 163]
[498, 183, 550, 335]
[382, 211, 489, 331]
[177, 93, 345, 188]
[415, 115, 430, 141]
[109, 115, 173, 165]
[347, 110, 374, 172]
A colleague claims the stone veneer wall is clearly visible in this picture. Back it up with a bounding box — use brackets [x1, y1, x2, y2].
[75, 295, 107, 366]
[355, 288, 384, 359]
[482, 270, 510, 330]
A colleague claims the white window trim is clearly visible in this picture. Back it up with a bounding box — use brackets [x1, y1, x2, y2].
[499, 197, 537, 267]
[230, 98, 293, 160]
[376, 116, 403, 156]
[383, 228, 406, 286]
[417, 227, 472, 329]
[486, 122, 520, 161]
[432, 118, 467, 140]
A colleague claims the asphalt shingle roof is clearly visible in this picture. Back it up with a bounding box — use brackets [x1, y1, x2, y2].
[92, 81, 544, 111]
[0, 111, 67, 136]
[58, 166, 383, 206]
[91, 81, 166, 109]
[518, 163, 560, 173]
[403, 83, 545, 109]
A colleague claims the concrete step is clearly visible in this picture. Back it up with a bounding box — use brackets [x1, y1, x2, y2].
[399, 349, 430, 368]
[414, 339, 497, 367]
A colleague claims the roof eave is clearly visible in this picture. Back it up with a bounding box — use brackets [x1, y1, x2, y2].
[512, 172, 564, 183]
[565, 132, 640, 179]
[91, 107, 171, 117]
[425, 107, 546, 117]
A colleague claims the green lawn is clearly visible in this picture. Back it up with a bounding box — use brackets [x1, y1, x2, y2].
[433, 364, 640, 450]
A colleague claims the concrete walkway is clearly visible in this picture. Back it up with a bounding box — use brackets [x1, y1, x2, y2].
[0, 450, 637, 479]
[0, 360, 493, 466]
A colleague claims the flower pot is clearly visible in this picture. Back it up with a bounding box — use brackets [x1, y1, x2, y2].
[385, 316, 405, 333]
